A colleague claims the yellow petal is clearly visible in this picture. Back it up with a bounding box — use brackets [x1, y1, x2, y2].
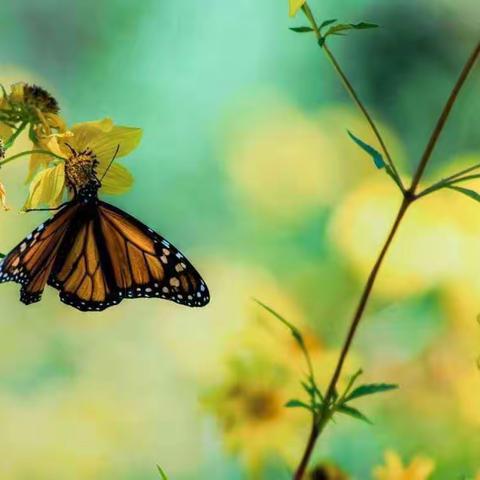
[100, 163, 134, 195]
[27, 136, 59, 182]
[44, 113, 68, 132]
[0, 180, 9, 210]
[24, 163, 65, 210]
[407, 457, 435, 480]
[86, 125, 142, 167]
[69, 118, 142, 167]
[0, 122, 13, 141]
[289, 0, 306, 17]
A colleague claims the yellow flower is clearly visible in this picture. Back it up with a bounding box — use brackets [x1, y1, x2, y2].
[289, 0, 306, 17]
[0, 178, 8, 210]
[202, 272, 360, 473]
[373, 451, 435, 480]
[0, 82, 67, 176]
[308, 463, 349, 479]
[24, 118, 142, 209]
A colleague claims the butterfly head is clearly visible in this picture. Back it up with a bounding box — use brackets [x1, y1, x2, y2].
[64, 144, 101, 202]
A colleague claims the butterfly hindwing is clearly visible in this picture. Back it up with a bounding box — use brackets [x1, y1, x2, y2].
[48, 205, 120, 311]
[0, 204, 79, 305]
[97, 201, 209, 307]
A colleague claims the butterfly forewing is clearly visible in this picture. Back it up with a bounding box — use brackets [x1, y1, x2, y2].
[0, 204, 79, 304]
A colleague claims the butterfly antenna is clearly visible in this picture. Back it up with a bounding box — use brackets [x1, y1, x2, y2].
[100, 144, 120, 183]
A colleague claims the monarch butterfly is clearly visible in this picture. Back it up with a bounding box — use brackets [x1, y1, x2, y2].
[0, 146, 210, 312]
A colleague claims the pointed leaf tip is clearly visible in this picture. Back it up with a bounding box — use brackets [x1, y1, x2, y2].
[337, 404, 373, 424]
[348, 130, 385, 169]
[345, 383, 399, 402]
[447, 185, 480, 203]
[289, 26, 314, 33]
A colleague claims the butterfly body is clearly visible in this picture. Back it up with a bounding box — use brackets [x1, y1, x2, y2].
[0, 176, 210, 312]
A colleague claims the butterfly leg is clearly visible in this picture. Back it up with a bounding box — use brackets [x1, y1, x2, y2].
[24, 202, 69, 213]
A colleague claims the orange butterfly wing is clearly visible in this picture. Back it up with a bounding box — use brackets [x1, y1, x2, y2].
[47, 201, 209, 311]
[0, 204, 80, 304]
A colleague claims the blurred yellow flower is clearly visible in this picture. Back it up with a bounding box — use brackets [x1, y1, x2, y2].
[373, 451, 435, 480]
[202, 267, 360, 473]
[24, 118, 142, 209]
[289, 0, 306, 17]
[329, 176, 478, 299]
[222, 95, 404, 225]
[308, 463, 349, 479]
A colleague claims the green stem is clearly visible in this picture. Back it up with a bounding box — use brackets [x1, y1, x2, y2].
[4, 120, 27, 149]
[292, 37, 480, 480]
[0, 149, 65, 168]
[408, 41, 480, 195]
[416, 162, 480, 199]
[301, 2, 404, 191]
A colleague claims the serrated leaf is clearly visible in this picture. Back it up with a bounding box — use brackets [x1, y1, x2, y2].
[319, 19, 337, 30]
[285, 399, 313, 411]
[345, 383, 398, 402]
[347, 130, 385, 169]
[447, 185, 480, 203]
[289, 26, 314, 33]
[157, 465, 168, 479]
[337, 404, 372, 424]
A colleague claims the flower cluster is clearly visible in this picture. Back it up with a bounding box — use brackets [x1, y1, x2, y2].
[0, 82, 142, 211]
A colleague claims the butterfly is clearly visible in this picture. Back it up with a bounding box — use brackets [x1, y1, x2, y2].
[0, 146, 210, 312]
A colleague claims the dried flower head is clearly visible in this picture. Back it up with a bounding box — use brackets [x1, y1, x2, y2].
[23, 84, 59, 115]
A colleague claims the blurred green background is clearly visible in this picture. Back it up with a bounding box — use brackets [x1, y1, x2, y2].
[0, 0, 479, 478]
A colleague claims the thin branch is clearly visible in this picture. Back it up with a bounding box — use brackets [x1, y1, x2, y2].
[301, 2, 404, 191]
[292, 37, 480, 480]
[0, 149, 65, 168]
[408, 41, 480, 194]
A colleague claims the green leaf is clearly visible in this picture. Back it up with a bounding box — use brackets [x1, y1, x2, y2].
[285, 399, 313, 411]
[345, 383, 398, 402]
[347, 130, 385, 169]
[447, 185, 480, 203]
[318, 37, 326, 47]
[336, 404, 372, 424]
[289, 26, 314, 33]
[253, 298, 305, 349]
[351, 22, 378, 29]
[326, 23, 354, 35]
[0, 253, 5, 259]
[157, 465, 169, 480]
[319, 19, 337, 30]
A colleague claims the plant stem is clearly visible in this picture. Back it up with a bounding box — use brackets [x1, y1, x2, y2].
[4, 120, 27, 149]
[301, 2, 404, 191]
[0, 149, 65, 168]
[408, 40, 480, 195]
[292, 38, 479, 480]
[293, 419, 321, 480]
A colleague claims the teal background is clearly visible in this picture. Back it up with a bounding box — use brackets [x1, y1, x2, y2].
[0, 1, 479, 479]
